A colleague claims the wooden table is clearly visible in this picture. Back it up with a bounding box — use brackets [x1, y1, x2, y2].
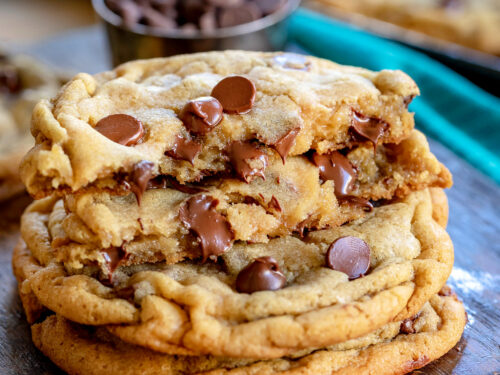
[0, 27, 499, 374]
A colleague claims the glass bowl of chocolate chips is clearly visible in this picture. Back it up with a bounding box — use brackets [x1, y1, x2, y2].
[92, 0, 301, 66]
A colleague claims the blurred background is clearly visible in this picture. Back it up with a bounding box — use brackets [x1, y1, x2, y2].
[0, 0, 96, 44]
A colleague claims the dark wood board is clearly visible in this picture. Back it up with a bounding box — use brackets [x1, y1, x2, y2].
[1, 27, 499, 374]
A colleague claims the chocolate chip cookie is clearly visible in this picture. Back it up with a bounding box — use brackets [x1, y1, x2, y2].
[14, 189, 454, 358]
[27, 293, 465, 375]
[20, 51, 419, 198]
[308, 0, 500, 56]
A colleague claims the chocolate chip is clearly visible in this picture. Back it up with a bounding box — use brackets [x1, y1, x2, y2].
[325, 236, 370, 280]
[180, 97, 223, 134]
[438, 285, 457, 297]
[311, 151, 356, 196]
[211, 76, 256, 114]
[403, 95, 415, 108]
[235, 256, 286, 293]
[268, 196, 281, 212]
[130, 160, 155, 204]
[147, 176, 168, 190]
[351, 111, 388, 148]
[243, 196, 260, 205]
[147, 174, 207, 194]
[228, 141, 268, 183]
[296, 216, 315, 238]
[338, 196, 373, 212]
[273, 128, 300, 162]
[179, 195, 234, 261]
[167, 177, 207, 194]
[0, 66, 21, 94]
[199, 10, 217, 31]
[101, 247, 128, 274]
[166, 135, 201, 164]
[178, 0, 206, 24]
[273, 53, 311, 71]
[141, 6, 176, 29]
[219, 3, 262, 28]
[94, 114, 145, 146]
[254, 0, 286, 14]
[206, 0, 244, 6]
[402, 356, 430, 373]
[400, 316, 417, 334]
[106, 0, 142, 27]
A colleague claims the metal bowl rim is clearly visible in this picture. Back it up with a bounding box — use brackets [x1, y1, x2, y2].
[92, 0, 301, 40]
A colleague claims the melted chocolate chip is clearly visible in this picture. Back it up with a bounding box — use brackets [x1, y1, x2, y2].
[402, 356, 430, 373]
[0, 67, 21, 94]
[296, 216, 315, 238]
[228, 141, 268, 183]
[273, 128, 300, 162]
[101, 247, 128, 274]
[268, 196, 281, 212]
[312, 151, 357, 196]
[338, 196, 373, 212]
[180, 96, 223, 135]
[147, 176, 168, 190]
[211, 76, 256, 114]
[403, 95, 415, 108]
[400, 316, 417, 334]
[166, 135, 202, 164]
[167, 177, 207, 194]
[130, 160, 155, 204]
[146, 175, 207, 194]
[438, 285, 457, 297]
[273, 53, 311, 71]
[325, 236, 371, 280]
[179, 195, 234, 261]
[242, 196, 258, 205]
[351, 111, 388, 148]
[94, 114, 145, 146]
[235, 256, 286, 293]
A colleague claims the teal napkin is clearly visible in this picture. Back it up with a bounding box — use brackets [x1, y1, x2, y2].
[289, 9, 500, 184]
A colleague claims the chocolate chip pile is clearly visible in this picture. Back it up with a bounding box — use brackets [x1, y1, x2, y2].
[105, 0, 288, 31]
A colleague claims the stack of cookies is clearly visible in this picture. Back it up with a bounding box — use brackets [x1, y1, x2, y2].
[13, 51, 466, 375]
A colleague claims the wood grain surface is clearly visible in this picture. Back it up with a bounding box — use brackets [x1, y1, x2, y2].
[0, 28, 499, 374]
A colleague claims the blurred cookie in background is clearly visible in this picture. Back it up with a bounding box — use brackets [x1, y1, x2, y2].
[0, 53, 67, 201]
[307, 0, 500, 56]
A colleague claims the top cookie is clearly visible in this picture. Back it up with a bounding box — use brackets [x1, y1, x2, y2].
[20, 51, 419, 198]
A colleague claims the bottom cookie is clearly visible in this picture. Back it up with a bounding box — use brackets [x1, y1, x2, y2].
[30, 293, 465, 375]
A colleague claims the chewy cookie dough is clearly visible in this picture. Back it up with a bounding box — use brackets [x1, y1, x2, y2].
[35, 130, 451, 274]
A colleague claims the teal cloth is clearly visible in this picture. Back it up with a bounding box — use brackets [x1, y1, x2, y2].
[288, 9, 500, 184]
